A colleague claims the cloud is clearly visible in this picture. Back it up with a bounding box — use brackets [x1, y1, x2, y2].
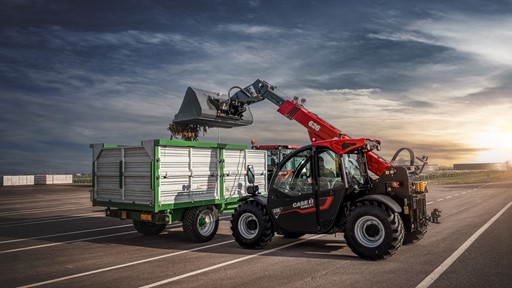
[2, 1, 512, 174]
[216, 24, 285, 36]
[367, 31, 435, 44]
[371, 14, 512, 67]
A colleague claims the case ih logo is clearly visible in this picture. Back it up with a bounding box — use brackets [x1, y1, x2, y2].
[292, 198, 314, 209]
[308, 121, 321, 131]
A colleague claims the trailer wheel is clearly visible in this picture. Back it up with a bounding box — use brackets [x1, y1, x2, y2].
[231, 200, 274, 249]
[344, 201, 404, 260]
[133, 220, 167, 236]
[403, 228, 427, 245]
[183, 206, 219, 243]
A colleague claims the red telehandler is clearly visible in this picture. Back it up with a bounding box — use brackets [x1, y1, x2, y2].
[173, 79, 434, 260]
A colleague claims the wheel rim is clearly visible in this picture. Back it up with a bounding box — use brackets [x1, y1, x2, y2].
[354, 215, 385, 247]
[238, 213, 259, 239]
[197, 209, 216, 236]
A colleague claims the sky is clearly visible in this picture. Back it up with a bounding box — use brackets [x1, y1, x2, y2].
[1, 0, 511, 174]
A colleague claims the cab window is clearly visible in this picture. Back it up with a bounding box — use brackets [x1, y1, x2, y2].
[342, 153, 365, 186]
[272, 150, 312, 196]
[317, 150, 343, 190]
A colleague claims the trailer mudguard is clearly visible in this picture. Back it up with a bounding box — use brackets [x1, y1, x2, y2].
[237, 194, 268, 207]
[356, 194, 402, 213]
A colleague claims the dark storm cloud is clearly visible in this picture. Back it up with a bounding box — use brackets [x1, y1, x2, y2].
[0, 0, 511, 174]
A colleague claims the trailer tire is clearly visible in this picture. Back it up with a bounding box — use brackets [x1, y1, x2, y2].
[403, 228, 427, 245]
[344, 201, 404, 260]
[183, 206, 219, 243]
[133, 220, 167, 236]
[231, 200, 274, 249]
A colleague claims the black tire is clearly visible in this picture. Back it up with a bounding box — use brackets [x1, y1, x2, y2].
[183, 206, 219, 243]
[133, 220, 167, 236]
[403, 228, 427, 245]
[282, 232, 305, 239]
[344, 201, 404, 260]
[230, 200, 274, 249]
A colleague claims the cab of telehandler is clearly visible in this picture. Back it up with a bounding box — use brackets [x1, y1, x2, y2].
[266, 144, 372, 235]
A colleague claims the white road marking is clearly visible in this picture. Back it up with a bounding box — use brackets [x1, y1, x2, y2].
[427, 202, 434, 205]
[18, 240, 235, 288]
[0, 231, 136, 254]
[139, 235, 324, 288]
[461, 192, 466, 194]
[416, 202, 511, 288]
[0, 212, 103, 228]
[0, 224, 133, 244]
[446, 196, 452, 199]
[455, 194, 460, 196]
[0, 218, 202, 253]
[437, 199, 444, 202]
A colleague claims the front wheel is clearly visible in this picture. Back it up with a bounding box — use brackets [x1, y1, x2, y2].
[230, 200, 274, 249]
[183, 206, 219, 243]
[344, 201, 404, 260]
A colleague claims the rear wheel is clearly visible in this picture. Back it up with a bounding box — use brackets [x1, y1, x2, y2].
[344, 201, 404, 260]
[183, 206, 219, 243]
[133, 220, 167, 236]
[231, 200, 274, 249]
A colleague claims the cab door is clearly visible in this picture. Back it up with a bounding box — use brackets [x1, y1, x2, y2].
[314, 149, 347, 233]
[267, 147, 318, 233]
[267, 146, 348, 233]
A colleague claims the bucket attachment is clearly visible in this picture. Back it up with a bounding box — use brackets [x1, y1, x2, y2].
[172, 87, 254, 128]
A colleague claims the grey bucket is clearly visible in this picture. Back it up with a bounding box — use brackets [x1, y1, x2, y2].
[172, 87, 254, 128]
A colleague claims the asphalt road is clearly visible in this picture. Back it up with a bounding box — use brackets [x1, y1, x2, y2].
[0, 181, 510, 288]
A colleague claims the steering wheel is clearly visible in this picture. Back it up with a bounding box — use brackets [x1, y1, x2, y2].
[295, 178, 310, 193]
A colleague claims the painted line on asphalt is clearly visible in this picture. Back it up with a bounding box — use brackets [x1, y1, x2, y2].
[437, 199, 443, 202]
[446, 196, 452, 199]
[18, 239, 235, 288]
[0, 224, 133, 244]
[416, 201, 511, 288]
[139, 235, 324, 288]
[427, 202, 434, 205]
[1, 219, 199, 253]
[1, 216, 230, 244]
[0, 212, 103, 228]
[0, 231, 137, 254]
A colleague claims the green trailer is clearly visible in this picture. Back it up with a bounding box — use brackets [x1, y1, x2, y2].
[91, 139, 267, 242]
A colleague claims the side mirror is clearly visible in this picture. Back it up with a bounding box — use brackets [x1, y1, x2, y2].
[247, 165, 255, 185]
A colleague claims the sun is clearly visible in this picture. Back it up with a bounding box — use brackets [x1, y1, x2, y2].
[472, 130, 512, 163]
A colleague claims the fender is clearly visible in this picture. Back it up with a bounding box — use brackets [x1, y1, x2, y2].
[237, 194, 268, 207]
[356, 194, 402, 213]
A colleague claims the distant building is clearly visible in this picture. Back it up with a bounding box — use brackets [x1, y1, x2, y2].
[453, 163, 508, 171]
